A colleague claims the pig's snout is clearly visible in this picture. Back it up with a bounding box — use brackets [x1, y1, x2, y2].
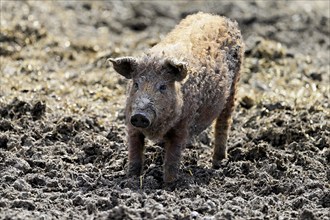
[130, 113, 151, 128]
[130, 95, 155, 128]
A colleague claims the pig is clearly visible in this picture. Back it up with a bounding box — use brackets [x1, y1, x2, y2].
[109, 12, 244, 182]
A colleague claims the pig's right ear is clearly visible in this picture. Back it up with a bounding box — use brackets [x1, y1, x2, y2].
[107, 57, 138, 79]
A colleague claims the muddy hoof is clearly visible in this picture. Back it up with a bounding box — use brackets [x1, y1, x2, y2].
[212, 160, 222, 169]
[212, 152, 228, 169]
[164, 164, 179, 183]
[164, 173, 178, 183]
[212, 156, 229, 169]
[127, 163, 142, 177]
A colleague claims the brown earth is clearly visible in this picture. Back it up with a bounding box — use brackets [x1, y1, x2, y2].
[0, 1, 329, 219]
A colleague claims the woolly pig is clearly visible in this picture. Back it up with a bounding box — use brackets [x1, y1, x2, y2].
[109, 12, 244, 182]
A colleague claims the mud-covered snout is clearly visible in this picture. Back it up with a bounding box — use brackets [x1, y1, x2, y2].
[130, 112, 151, 128]
[130, 95, 155, 129]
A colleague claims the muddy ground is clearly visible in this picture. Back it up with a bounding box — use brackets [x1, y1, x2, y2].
[0, 1, 329, 219]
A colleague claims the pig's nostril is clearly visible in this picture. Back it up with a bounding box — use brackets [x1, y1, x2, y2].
[130, 114, 150, 128]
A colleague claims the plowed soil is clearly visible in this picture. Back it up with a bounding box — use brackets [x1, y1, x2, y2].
[0, 1, 329, 219]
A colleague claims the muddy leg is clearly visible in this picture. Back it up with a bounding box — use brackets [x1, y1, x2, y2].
[127, 127, 145, 176]
[212, 92, 236, 169]
[163, 127, 188, 182]
[213, 45, 242, 168]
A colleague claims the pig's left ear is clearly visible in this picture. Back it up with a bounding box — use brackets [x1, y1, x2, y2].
[108, 57, 138, 79]
[165, 59, 188, 81]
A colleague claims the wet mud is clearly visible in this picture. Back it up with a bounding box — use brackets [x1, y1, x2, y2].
[0, 1, 329, 219]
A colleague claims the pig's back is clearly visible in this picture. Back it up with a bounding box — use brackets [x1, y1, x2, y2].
[151, 12, 244, 136]
[149, 12, 243, 71]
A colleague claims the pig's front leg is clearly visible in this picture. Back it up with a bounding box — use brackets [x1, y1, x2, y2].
[163, 125, 188, 182]
[127, 126, 145, 176]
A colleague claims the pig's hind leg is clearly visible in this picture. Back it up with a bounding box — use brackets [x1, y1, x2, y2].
[212, 88, 236, 169]
[213, 45, 242, 168]
[127, 127, 145, 176]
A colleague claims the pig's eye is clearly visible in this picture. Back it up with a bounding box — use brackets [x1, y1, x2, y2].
[159, 84, 167, 92]
[133, 82, 139, 90]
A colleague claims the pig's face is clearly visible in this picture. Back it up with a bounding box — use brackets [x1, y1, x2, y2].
[109, 56, 187, 138]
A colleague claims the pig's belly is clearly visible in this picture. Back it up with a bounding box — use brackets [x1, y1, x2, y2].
[189, 99, 224, 136]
